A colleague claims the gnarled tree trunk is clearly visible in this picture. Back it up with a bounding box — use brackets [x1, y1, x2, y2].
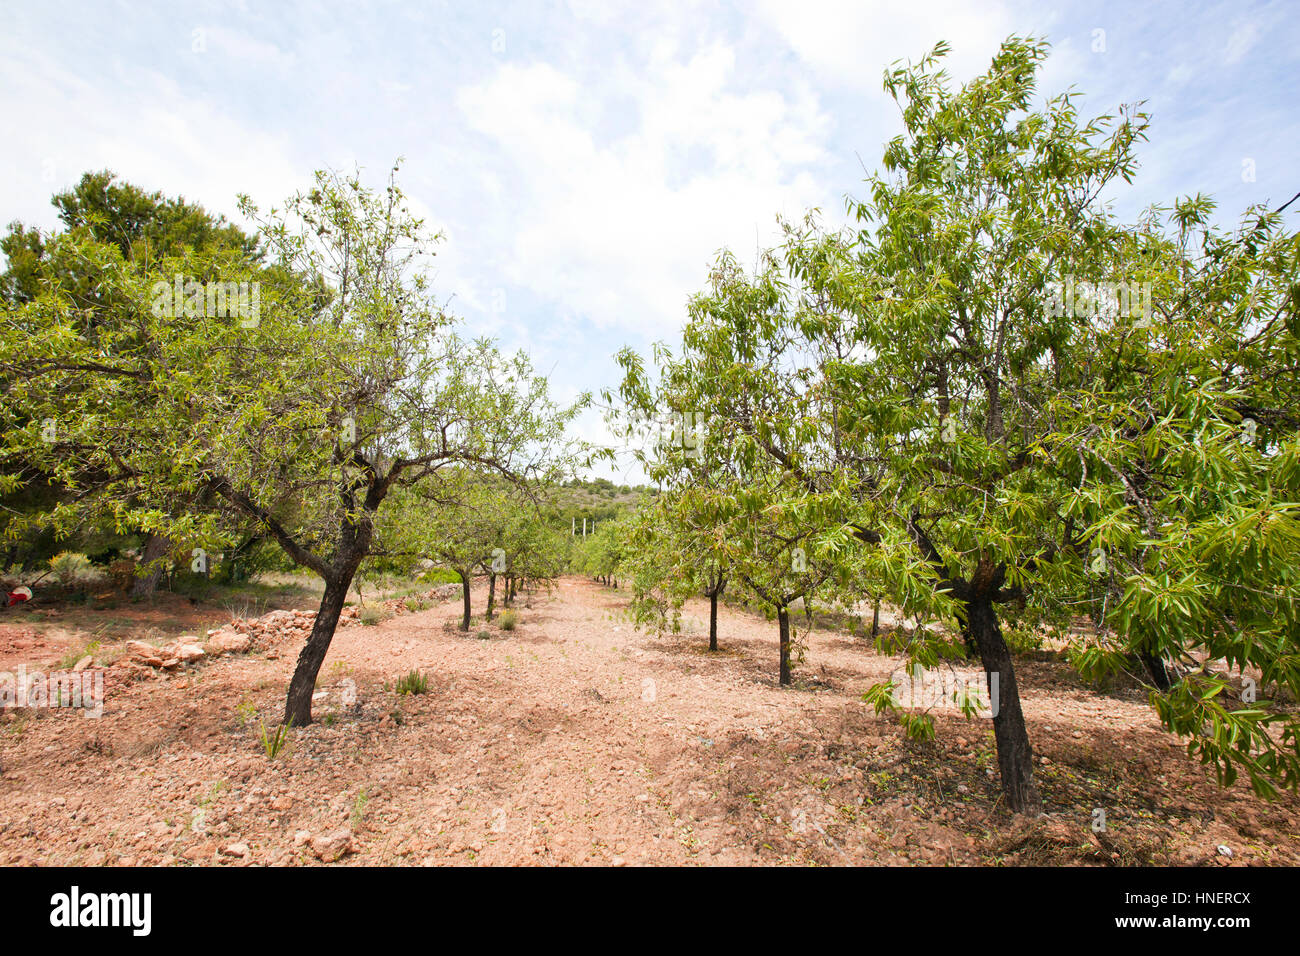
[962, 572, 1041, 815]
[132, 533, 172, 598]
[285, 576, 351, 725]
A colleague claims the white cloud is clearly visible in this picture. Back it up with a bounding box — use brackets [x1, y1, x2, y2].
[0, 46, 304, 233]
[198, 25, 293, 65]
[755, 0, 1018, 93]
[1223, 20, 1260, 65]
[454, 47, 834, 338]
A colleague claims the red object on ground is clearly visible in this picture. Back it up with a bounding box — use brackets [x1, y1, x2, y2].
[3, 586, 32, 608]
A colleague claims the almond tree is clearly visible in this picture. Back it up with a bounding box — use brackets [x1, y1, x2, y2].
[0, 163, 586, 725]
[621, 494, 729, 651]
[613, 253, 850, 685]
[0, 170, 261, 592]
[687, 37, 1298, 810]
[614, 36, 1292, 813]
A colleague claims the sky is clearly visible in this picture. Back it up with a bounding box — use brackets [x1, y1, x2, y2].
[2, 0, 1297, 483]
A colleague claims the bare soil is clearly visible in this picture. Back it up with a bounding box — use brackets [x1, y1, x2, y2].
[1, 576, 1297, 866]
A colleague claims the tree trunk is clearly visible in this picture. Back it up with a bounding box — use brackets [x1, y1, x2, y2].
[1139, 650, 1173, 691]
[486, 572, 496, 621]
[965, 595, 1041, 814]
[870, 599, 880, 641]
[284, 576, 351, 726]
[132, 533, 171, 598]
[777, 604, 791, 686]
[458, 568, 471, 631]
[709, 590, 719, 652]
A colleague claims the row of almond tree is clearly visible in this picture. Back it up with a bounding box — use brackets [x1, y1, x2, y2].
[2, 35, 1296, 816]
[594, 38, 1300, 814]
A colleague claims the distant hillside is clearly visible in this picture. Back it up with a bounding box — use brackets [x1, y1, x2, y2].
[544, 477, 655, 525]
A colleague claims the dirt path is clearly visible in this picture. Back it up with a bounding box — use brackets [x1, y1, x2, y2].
[1, 577, 1297, 866]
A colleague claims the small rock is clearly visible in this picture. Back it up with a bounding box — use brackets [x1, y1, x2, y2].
[205, 632, 251, 656]
[1217, 844, 1233, 858]
[174, 643, 206, 664]
[221, 843, 249, 858]
[126, 640, 164, 667]
[311, 828, 352, 862]
[271, 796, 294, 811]
[293, 830, 312, 847]
[72, 655, 93, 672]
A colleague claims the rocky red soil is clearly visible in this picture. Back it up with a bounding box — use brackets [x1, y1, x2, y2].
[1, 577, 1297, 866]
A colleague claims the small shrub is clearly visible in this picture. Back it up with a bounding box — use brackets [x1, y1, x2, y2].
[476, 629, 492, 640]
[358, 606, 385, 626]
[351, 787, 369, 829]
[406, 599, 428, 612]
[394, 669, 429, 695]
[56, 638, 101, 671]
[499, 610, 518, 631]
[421, 567, 461, 586]
[258, 718, 292, 758]
[49, 551, 92, 588]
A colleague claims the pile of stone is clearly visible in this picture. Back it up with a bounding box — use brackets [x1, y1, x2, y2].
[123, 585, 460, 671]
[122, 607, 300, 671]
[227, 608, 318, 647]
[124, 628, 252, 671]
